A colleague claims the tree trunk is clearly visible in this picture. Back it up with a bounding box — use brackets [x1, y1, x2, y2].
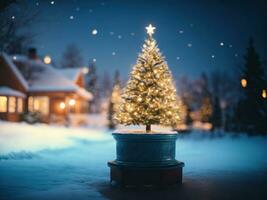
[146, 124, 151, 132]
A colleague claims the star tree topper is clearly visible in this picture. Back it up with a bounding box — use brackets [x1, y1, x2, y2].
[146, 24, 156, 36]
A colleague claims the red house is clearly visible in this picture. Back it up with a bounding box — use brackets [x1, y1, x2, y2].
[0, 50, 92, 123]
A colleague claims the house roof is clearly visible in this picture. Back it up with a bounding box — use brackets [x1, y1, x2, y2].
[57, 68, 82, 82]
[77, 88, 93, 100]
[0, 53, 28, 91]
[13, 56, 78, 93]
[0, 86, 26, 98]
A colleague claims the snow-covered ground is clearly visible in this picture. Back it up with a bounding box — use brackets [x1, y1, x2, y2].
[0, 121, 267, 200]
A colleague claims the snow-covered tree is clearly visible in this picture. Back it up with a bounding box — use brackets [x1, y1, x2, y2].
[108, 71, 121, 129]
[115, 24, 180, 132]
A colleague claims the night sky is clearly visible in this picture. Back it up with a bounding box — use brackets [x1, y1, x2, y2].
[25, 0, 267, 79]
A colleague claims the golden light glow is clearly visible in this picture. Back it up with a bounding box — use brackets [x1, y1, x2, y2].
[43, 55, 52, 64]
[82, 67, 89, 74]
[241, 78, 247, 88]
[262, 89, 267, 99]
[0, 96, 7, 113]
[17, 98, 23, 113]
[146, 24, 156, 36]
[68, 99, 76, 106]
[59, 102, 66, 109]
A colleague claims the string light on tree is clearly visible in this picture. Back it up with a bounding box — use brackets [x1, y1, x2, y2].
[115, 24, 180, 132]
[262, 89, 267, 99]
[241, 78, 247, 88]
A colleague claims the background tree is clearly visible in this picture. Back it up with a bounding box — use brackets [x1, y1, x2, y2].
[115, 25, 180, 132]
[85, 61, 100, 113]
[108, 70, 121, 129]
[0, 0, 38, 54]
[235, 38, 267, 134]
[61, 44, 83, 68]
[199, 73, 212, 123]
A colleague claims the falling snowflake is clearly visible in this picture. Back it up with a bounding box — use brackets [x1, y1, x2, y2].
[220, 42, 224, 46]
[69, 15, 74, 20]
[112, 52, 116, 56]
[118, 35, 122, 39]
[50, 1, 55, 5]
[92, 29, 98, 35]
[211, 55, 215, 58]
[187, 43, 192, 47]
[93, 58, 97, 62]
[179, 30, 184, 34]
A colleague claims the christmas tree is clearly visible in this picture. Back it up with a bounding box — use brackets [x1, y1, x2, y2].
[115, 24, 180, 132]
[108, 71, 122, 129]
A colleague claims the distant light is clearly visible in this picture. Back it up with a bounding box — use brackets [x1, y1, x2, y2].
[241, 78, 247, 88]
[118, 35, 122, 39]
[68, 99, 76, 106]
[11, 16, 15, 20]
[92, 29, 98, 35]
[69, 15, 74, 20]
[50, 1, 55, 5]
[59, 102, 65, 109]
[112, 52, 116, 56]
[179, 30, 184, 34]
[262, 89, 267, 99]
[187, 43, 192, 47]
[13, 56, 17, 60]
[93, 58, 96, 62]
[43, 56, 51, 64]
[211, 55, 215, 58]
[220, 42, 224, 46]
[82, 67, 89, 74]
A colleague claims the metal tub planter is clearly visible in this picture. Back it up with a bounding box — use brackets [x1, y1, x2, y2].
[108, 132, 184, 187]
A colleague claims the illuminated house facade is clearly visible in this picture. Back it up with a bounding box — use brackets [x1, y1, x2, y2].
[0, 51, 92, 123]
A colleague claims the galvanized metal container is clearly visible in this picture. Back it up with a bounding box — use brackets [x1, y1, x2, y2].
[112, 132, 180, 167]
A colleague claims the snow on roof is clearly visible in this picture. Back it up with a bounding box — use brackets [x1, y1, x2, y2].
[13, 56, 78, 93]
[77, 88, 93, 100]
[0, 86, 26, 98]
[1, 52, 28, 90]
[57, 68, 82, 82]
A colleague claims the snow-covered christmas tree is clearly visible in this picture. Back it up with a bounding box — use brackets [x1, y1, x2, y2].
[115, 24, 180, 132]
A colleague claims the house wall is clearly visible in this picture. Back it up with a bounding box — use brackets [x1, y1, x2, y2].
[75, 74, 85, 88]
[0, 57, 27, 93]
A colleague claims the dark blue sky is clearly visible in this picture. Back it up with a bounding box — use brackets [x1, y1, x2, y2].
[28, 0, 267, 80]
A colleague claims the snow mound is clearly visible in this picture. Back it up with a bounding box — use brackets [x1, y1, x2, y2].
[0, 121, 111, 155]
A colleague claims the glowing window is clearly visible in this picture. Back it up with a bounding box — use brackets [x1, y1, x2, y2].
[8, 97, 16, 113]
[28, 96, 49, 115]
[17, 98, 23, 113]
[0, 96, 7, 112]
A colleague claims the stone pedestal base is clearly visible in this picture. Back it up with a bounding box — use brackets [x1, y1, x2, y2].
[108, 161, 184, 187]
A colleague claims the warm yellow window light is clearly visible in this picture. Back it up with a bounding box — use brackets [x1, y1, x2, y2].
[241, 78, 247, 88]
[17, 98, 23, 113]
[59, 102, 66, 109]
[8, 96, 16, 113]
[0, 96, 7, 112]
[44, 55, 52, 64]
[68, 99, 76, 106]
[262, 89, 267, 99]
[28, 96, 49, 115]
